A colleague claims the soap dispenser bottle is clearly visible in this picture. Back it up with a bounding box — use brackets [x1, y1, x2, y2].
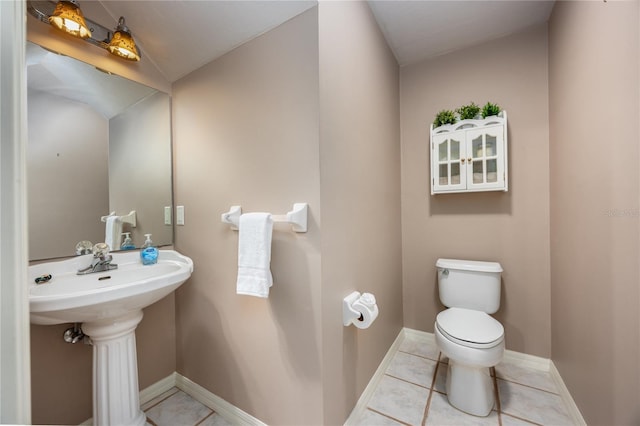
[120, 233, 135, 250]
[140, 234, 158, 265]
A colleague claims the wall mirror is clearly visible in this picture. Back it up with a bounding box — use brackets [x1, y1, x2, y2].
[27, 41, 173, 261]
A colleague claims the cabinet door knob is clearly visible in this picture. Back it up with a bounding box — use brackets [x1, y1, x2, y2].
[467, 157, 472, 163]
[461, 158, 465, 163]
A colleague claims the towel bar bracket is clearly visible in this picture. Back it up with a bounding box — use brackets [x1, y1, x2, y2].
[101, 210, 136, 227]
[221, 203, 308, 233]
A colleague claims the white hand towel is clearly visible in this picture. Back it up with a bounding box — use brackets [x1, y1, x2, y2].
[236, 212, 274, 298]
[104, 216, 122, 251]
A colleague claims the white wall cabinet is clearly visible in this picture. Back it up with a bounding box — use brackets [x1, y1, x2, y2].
[430, 111, 508, 194]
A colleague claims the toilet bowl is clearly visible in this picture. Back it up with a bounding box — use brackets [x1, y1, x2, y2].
[434, 307, 504, 416]
[434, 259, 505, 417]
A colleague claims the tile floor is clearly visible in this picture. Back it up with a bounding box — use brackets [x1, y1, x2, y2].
[352, 333, 574, 426]
[142, 388, 232, 426]
[142, 333, 574, 426]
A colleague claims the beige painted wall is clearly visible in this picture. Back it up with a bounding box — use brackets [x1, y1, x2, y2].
[27, 90, 108, 260]
[549, 2, 640, 424]
[318, 2, 403, 423]
[27, 6, 175, 424]
[27, 3, 401, 423]
[173, 4, 402, 424]
[110, 91, 173, 248]
[172, 8, 323, 424]
[400, 25, 551, 357]
[30, 294, 176, 425]
[37, 2, 640, 424]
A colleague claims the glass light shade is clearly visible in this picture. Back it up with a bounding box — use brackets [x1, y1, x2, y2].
[108, 18, 140, 61]
[48, 0, 91, 39]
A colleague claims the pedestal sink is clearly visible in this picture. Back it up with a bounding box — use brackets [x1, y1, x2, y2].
[29, 250, 193, 426]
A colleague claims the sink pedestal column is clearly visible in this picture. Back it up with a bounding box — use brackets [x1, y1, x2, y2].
[82, 310, 146, 426]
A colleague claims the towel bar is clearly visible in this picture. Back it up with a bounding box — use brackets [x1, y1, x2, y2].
[221, 203, 308, 233]
[101, 210, 137, 227]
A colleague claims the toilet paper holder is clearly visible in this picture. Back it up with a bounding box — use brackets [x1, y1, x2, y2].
[343, 291, 379, 328]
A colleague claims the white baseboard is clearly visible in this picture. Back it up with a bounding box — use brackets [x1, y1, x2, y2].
[175, 374, 267, 426]
[77, 329, 586, 426]
[402, 327, 436, 345]
[343, 328, 407, 426]
[139, 372, 178, 405]
[344, 328, 586, 426]
[503, 348, 551, 371]
[80, 372, 264, 426]
[403, 328, 551, 372]
[80, 374, 181, 425]
[549, 362, 587, 426]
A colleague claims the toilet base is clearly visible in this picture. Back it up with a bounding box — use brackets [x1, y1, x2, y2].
[445, 361, 494, 417]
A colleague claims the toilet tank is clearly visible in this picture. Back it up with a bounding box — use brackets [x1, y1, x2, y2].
[436, 258, 503, 314]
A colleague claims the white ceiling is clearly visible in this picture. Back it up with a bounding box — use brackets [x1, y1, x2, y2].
[98, 0, 317, 82]
[26, 42, 156, 119]
[27, 0, 556, 115]
[368, 1, 555, 66]
[92, 0, 554, 82]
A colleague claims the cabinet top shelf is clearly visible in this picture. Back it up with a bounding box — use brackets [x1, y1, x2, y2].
[431, 110, 507, 135]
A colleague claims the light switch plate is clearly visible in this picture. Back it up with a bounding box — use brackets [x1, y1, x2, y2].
[164, 206, 172, 225]
[176, 206, 185, 225]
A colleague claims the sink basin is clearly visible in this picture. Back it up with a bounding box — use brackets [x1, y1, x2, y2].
[29, 249, 193, 325]
[29, 249, 193, 426]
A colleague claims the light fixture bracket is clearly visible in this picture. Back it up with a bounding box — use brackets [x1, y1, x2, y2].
[27, 0, 142, 60]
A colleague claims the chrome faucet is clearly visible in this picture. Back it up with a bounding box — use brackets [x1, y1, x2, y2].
[77, 243, 118, 275]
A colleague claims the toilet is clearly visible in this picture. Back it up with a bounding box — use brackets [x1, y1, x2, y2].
[434, 258, 505, 417]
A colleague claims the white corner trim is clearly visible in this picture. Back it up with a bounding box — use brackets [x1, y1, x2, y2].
[175, 374, 267, 426]
[0, 0, 31, 424]
[139, 372, 178, 405]
[503, 348, 551, 372]
[343, 327, 406, 425]
[81, 372, 265, 426]
[402, 327, 436, 344]
[549, 362, 587, 426]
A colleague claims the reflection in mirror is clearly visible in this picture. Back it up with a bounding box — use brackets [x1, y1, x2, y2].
[27, 42, 173, 261]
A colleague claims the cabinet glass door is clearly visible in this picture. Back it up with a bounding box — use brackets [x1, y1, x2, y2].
[432, 132, 465, 192]
[466, 126, 504, 190]
[471, 134, 485, 184]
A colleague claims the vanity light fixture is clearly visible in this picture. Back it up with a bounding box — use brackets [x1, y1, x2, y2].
[48, 0, 91, 39]
[108, 17, 141, 61]
[27, 0, 142, 62]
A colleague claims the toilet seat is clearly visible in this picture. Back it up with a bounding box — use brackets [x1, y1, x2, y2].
[436, 307, 504, 349]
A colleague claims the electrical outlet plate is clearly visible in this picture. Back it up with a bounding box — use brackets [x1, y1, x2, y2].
[164, 206, 172, 225]
[176, 206, 185, 225]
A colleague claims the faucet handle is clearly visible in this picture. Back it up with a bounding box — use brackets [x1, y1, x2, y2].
[92, 243, 110, 258]
[75, 240, 93, 256]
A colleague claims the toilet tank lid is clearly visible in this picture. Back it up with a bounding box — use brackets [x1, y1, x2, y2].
[436, 258, 503, 273]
